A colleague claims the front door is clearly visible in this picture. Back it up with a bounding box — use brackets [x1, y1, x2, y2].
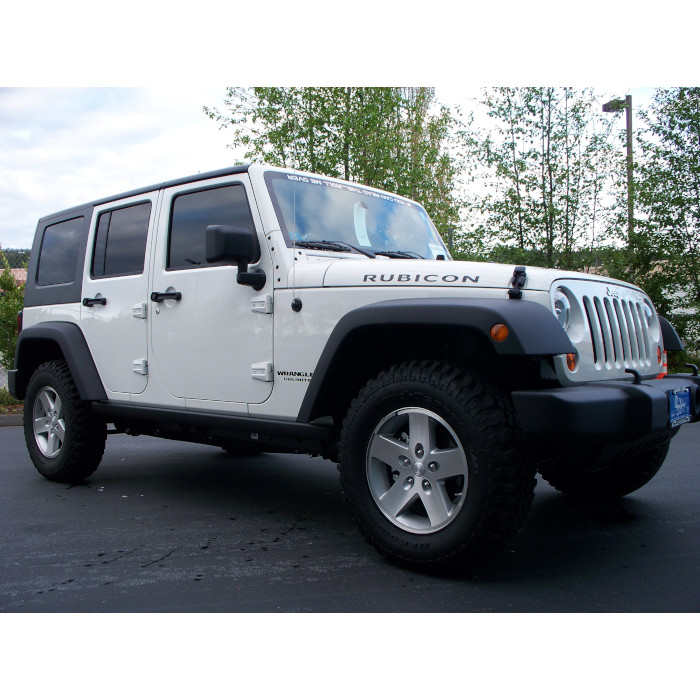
[149, 175, 273, 408]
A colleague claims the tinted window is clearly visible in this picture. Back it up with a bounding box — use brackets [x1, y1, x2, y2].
[91, 202, 151, 278]
[36, 217, 84, 286]
[168, 185, 255, 270]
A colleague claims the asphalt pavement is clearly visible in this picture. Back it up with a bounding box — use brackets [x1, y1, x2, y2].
[1, 421, 698, 612]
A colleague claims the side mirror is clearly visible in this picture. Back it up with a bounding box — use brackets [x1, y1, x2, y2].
[205, 225, 266, 291]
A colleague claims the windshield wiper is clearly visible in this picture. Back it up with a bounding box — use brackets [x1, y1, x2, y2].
[293, 240, 375, 258]
[372, 250, 425, 259]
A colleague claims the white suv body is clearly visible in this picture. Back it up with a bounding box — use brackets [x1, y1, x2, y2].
[10, 163, 699, 571]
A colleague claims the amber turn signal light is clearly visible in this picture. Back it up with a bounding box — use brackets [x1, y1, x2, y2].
[566, 353, 578, 371]
[490, 323, 509, 342]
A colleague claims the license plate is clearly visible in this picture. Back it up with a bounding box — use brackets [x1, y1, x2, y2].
[669, 387, 692, 428]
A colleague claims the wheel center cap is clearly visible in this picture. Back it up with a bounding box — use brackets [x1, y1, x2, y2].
[413, 461, 425, 477]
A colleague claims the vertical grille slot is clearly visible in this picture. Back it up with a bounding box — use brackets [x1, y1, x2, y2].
[583, 296, 604, 366]
[594, 296, 613, 365]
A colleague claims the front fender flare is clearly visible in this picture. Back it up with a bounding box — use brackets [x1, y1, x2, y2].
[297, 297, 574, 423]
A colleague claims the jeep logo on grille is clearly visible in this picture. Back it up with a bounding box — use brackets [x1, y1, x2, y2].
[606, 286, 620, 299]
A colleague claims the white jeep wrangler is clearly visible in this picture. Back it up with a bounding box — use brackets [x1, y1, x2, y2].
[9, 164, 699, 571]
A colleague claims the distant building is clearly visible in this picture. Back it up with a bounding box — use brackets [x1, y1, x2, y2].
[10, 269, 27, 286]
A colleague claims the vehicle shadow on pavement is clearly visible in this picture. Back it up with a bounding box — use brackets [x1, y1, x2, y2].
[86, 439, 671, 582]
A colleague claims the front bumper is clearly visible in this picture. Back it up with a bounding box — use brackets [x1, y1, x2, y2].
[512, 374, 700, 441]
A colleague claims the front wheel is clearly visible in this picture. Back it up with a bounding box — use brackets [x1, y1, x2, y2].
[24, 360, 107, 483]
[338, 361, 536, 572]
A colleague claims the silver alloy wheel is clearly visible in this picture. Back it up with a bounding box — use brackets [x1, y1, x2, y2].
[33, 386, 66, 459]
[366, 407, 468, 534]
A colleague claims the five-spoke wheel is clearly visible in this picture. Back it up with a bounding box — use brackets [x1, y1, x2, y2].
[367, 407, 468, 534]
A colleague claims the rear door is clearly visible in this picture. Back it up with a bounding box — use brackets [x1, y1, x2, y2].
[80, 193, 158, 395]
[149, 175, 273, 409]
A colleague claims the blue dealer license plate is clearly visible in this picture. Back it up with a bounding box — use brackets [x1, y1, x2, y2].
[669, 388, 692, 428]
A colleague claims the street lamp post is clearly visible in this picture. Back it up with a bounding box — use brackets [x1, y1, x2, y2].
[603, 95, 634, 249]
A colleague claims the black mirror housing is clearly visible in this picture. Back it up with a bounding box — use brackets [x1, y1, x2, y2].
[205, 225, 266, 291]
[205, 225, 260, 265]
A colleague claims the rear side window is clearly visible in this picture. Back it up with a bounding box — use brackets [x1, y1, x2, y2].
[167, 185, 255, 270]
[36, 217, 84, 286]
[91, 201, 151, 278]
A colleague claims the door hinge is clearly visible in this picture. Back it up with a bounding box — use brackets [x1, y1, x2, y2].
[251, 294, 273, 314]
[132, 358, 148, 375]
[251, 362, 273, 382]
[132, 302, 148, 319]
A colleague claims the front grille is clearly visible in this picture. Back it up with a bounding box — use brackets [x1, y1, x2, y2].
[582, 294, 652, 370]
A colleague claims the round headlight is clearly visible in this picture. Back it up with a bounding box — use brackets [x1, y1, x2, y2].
[553, 288, 571, 330]
[643, 299, 655, 327]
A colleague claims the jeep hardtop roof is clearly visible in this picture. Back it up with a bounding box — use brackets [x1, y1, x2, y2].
[39, 164, 251, 223]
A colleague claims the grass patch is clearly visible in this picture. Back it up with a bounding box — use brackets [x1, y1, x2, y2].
[0, 386, 23, 414]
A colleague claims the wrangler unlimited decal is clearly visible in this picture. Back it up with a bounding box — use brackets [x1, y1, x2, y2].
[277, 370, 314, 382]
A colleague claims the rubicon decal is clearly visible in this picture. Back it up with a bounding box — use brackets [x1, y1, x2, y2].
[363, 273, 480, 284]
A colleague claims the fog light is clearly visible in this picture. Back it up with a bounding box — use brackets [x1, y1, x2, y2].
[490, 323, 509, 342]
[566, 353, 578, 372]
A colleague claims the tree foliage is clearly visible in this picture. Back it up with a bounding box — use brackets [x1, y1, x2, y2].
[205, 87, 461, 235]
[0, 249, 25, 370]
[632, 88, 700, 359]
[458, 87, 620, 268]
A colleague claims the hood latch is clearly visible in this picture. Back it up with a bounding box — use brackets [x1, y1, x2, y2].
[508, 266, 527, 299]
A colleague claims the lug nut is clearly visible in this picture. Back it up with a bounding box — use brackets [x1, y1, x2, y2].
[415, 443, 424, 458]
[428, 461, 439, 472]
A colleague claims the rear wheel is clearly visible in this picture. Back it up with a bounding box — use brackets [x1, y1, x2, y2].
[24, 360, 107, 483]
[338, 361, 536, 572]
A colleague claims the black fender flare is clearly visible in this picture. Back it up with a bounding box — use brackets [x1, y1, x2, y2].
[297, 297, 575, 423]
[659, 316, 684, 352]
[11, 322, 107, 401]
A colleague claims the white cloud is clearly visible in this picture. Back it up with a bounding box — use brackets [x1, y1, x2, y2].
[0, 87, 241, 249]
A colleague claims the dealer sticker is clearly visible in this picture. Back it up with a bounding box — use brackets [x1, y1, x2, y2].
[669, 387, 692, 428]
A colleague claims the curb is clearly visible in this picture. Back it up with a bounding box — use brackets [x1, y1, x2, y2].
[0, 414, 23, 427]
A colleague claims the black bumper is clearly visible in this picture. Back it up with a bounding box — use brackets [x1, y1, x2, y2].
[512, 374, 700, 441]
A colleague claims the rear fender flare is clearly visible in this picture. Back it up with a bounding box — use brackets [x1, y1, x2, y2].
[12, 322, 107, 401]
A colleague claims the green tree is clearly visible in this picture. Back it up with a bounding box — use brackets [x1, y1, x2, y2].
[459, 88, 620, 268]
[204, 87, 461, 237]
[0, 250, 25, 370]
[632, 88, 700, 361]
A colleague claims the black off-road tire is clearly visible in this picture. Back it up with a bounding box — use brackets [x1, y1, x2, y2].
[24, 360, 107, 483]
[338, 360, 536, 572]
[538, 438, 671, 499]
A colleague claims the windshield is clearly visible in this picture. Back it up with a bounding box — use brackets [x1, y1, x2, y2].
[265, 171, 450, 260]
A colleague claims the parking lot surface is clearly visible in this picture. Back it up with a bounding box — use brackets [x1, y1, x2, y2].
[1, 422, 698, 612]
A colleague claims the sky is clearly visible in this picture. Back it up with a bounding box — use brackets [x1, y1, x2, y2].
[0, 87, 242, 249]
